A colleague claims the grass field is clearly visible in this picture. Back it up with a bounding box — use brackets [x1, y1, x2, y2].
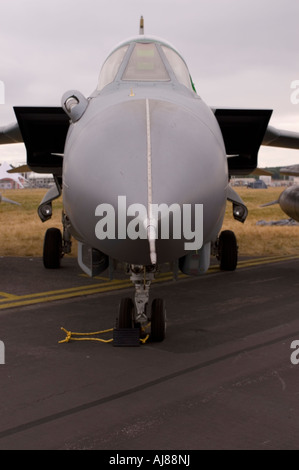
[0, 187, 298, 257]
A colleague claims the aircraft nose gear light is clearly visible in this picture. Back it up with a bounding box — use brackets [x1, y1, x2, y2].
[39, 203, 52, 222]
[232, 202, 248, 223]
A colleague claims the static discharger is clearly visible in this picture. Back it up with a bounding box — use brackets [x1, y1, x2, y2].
[139, 15, 144, 35]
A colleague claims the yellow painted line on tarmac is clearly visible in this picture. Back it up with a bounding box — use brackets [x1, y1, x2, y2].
[237, 254, 299, 268]
[0, 272, 184, 310]
[0, 292, 20, 300]
[0, 255, 298, 310]
[0, 279, 133, 310]
[0, 282, 133, 310]
[0, 279, 128, 302]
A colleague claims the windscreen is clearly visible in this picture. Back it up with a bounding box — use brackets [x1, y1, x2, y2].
[98, 45, 129, 91]
[122, 43, 170, 82]
[161, 46, 192, 90]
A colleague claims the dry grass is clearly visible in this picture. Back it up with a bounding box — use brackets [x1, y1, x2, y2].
[0, 189, 77, 257]
[222, 187, 299, 256]
[0, 187, 298, 258]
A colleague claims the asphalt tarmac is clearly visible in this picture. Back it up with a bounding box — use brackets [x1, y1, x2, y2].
[0, 255, 299, 450]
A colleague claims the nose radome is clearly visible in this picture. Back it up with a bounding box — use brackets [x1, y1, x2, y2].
[64, 97, 226, 200]
[63, 98, 227, 264]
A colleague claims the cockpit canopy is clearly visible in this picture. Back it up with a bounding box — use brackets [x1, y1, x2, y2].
[97, 39, 194, 92]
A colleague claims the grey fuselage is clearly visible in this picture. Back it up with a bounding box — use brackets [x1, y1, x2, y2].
[279, 186, 299, 222]
[62, 36, 228, 265]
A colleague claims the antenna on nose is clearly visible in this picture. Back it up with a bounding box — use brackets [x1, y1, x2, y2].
[139, 15, 144, 35]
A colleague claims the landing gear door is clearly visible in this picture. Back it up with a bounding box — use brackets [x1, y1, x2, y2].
[77, 242, 109, 277]
[179, 242, 211, 276]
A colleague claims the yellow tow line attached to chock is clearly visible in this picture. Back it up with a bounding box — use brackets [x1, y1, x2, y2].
[59, 327, 150, 345]
[59, 327, 114, 344]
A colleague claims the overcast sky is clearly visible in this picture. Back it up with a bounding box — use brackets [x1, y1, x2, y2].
[0, 0, 299, 167]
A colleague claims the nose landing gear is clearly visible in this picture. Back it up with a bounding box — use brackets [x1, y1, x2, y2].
[114, 265, 166, 345]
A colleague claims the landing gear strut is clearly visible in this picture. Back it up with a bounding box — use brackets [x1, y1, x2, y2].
[38, 177, 72, 270]
[115, 265, 166, 344]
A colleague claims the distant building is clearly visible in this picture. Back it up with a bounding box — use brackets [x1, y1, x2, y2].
[27, 175, 54, 188]
[0, 162, 55, 189]
[0, 178, 21, 189]
[0, 162, 26, 188]
[230, 178, 255, 187]
[259, 175, 272, 186]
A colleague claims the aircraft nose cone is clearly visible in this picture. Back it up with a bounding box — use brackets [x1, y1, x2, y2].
[279, 186, 299, 221]
[63, 98, 227, 264]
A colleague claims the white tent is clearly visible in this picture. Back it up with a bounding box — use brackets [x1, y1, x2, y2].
[0, 162, 25, 188]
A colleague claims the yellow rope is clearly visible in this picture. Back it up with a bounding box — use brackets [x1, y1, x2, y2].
[59, 327, 114, 344]
[59, 326, 150, 345]
[140, 335, 150, 344]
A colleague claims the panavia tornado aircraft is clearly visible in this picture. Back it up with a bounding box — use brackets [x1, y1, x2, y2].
[1, 17, 299, 342]
[262, 165, 299, 222]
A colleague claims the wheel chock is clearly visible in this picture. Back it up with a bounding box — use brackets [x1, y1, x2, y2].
[113, 328, 140, 347]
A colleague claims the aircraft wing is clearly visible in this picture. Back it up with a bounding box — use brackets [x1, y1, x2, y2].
[214, 108, 299, 176]
[213, 108, 273, 176]
[279, 164, 299, 177]
[8, 164, 31, 174]
[1, 106, 299, 177]
[251, 168, 273, 177]
[0, 107, 70, 175]
[14, 107, 70, 175]
[262, 126, 299, 150]
[0, 122, 23, 144]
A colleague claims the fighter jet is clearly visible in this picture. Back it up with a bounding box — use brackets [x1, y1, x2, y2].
[1, 18, 299, 342]
[261, 165, 299, 222]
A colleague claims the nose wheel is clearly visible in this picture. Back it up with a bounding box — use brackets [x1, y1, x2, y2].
[117, 297, 135, 328]
[150, 298, 166, 342]
[115, 295, 166, 345]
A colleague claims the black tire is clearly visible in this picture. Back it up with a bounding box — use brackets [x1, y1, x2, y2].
[218, 230, 238, 271]
[151, 298, 166, 342]
[118, 298, 134, 329]
[43, 228, 63, 269]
